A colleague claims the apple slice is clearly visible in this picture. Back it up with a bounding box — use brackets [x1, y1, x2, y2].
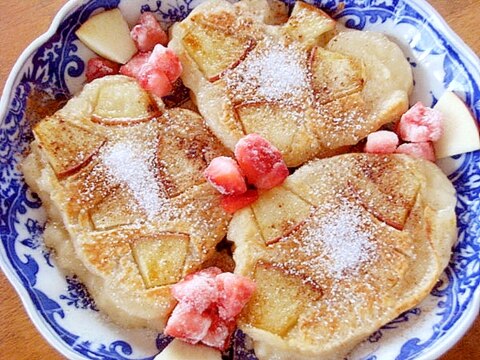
[283, 1, 336, 48]
[154, 339, 221, 360]
[433, 91, 480, 158]
[33, 116, 106, 178]
[76, 9, 137, 64]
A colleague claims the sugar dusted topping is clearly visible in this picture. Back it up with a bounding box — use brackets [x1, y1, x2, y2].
[301, 201, 377, 280]
[223, 39, 311, 105]
[277, 198, 378, 284]
[102, 141, 165, 219]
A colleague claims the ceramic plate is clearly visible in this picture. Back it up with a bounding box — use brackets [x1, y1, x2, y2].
[1, 0, 479, 359]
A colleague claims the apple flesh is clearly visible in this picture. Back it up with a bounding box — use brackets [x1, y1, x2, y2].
[75, 9, 137, 64]
[433, 91, 480, 158]
[154, 339, 221, 360]
[283, 1, 336, 48]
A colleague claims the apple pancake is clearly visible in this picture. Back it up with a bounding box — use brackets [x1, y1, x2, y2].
[22, 75, 232, 330]
[228, 153, 456, 359]
[169, 0, 413, 167]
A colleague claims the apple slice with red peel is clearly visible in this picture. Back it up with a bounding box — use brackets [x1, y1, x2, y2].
[33, 116, 105, 178]
[283, 1, 336, 48]
[76, 9, 137, 64]
[154, 339, 221, 360]
[433, 91, 480, 158]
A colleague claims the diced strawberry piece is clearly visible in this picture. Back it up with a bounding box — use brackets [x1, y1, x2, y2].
[395, 142, 436, 162]
[202, 315, 236, 351]
[398, 102, 444, 142]
[149, 44, 183, 83]
[204, 156, 247, 195]
[166, 267, 256, 351]
[234, 134, 289, 190]
[364, 130, 399, 154]
[216, 272, 256, 320]
[171, 272, 219, 313]
[85, 57, 120, 82]
[220, 189, 259, 214]
[119, 46, 181, 97]
[131, 12, 168, 52]
[138, 66, 173, 98]
[164, 303, 212, 344]
[119, 52, 151, 78]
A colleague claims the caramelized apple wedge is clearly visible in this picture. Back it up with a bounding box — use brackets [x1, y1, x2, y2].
[283, 1, 336, 48]
[76, 9, 137, 64]
[33, 116, 105, 178]
[309, 47, 365, 104]
[182, 13, 255, 81]
[132, 233, 190, 288]
[241, 262, 320, 336]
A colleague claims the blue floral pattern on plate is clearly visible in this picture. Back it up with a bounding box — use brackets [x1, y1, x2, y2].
[0, 0, 479, 359]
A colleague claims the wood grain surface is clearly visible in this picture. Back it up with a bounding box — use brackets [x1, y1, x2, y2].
[0, 1, 479, 359]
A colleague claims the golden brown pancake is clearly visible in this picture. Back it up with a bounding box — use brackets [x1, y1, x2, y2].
[169, 0, 413, 167]
[23, 75, 232, 330]
[228, 153, 456, 359]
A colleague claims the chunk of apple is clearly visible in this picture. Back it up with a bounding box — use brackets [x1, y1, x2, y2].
[75, 9, 137, 64]
[283, 1, 336, 48]
[433, 91, 480, 158]
[154, 339, 221, 360]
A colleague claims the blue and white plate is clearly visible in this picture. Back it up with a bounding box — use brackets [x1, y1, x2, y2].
[1, 1, 479, 359]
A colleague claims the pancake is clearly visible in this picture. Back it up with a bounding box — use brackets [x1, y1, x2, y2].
[22, 75, 232, 330]
[169, 0, 413, 167]
[228, 153, 456, 359]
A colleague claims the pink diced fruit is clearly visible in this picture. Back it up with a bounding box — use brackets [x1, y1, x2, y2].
[165, 267, 256, 351]
[395, 142, 436, 162]
[131, 12, 168, 52]
[220, 189, 259, 214]
[85, 57, 120, 82]
[234, 134, 289, 190]
[171, 270, 219, 313]
[138, 67, 172, 98]
[165, 303, 212, 344]
[364, 130, 399, 154]
[148, 43, 183, 84]
[216, 272, 257, 320]
[119, 52, 150, 78]
[204, 156, 247, 196]
[397, 102, 444, 142]
[202, 315, 236, 350]
[119, 44, 182, 97]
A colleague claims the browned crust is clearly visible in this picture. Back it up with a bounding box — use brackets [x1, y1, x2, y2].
[209, 38, 257, 82]
[56, 139, 106, 179]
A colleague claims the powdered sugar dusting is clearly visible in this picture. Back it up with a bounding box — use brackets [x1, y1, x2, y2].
[102, 141, 164, 219]
[278, 199, 378, 283]
[302, 201, 377, 280]
[224, 39, 311, 104]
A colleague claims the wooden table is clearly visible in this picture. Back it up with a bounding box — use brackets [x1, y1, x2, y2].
[0, 1, 478, 359]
